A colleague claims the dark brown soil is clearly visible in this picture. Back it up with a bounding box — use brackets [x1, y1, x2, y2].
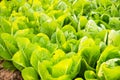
[0, 61, 23, 80]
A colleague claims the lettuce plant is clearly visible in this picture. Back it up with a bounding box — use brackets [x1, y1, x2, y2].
[0, 0, 120, 80]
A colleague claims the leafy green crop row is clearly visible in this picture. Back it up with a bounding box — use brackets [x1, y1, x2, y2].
[0, 0, 120, 80]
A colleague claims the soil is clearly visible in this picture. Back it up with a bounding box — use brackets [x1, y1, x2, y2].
[0, 60, 23, 80]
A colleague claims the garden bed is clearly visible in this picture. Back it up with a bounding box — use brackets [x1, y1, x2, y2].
[0, 61, 22, 80]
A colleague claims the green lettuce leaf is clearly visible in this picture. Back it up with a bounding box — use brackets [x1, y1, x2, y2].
[52, 58, 73, 78]
[0, 18, 11, 33]
[84, 70, 97, 79]
[12, 51, 27, 71]
[108, 30, 120, 47]
[22, 67, 39, 80]
[32, 33, 50, 48]
[96, 45, 120, 72]
[1, 33, 18, 55]
[38, 61, 53, 80]
[30, 47, 51, 70]
[98, 58, 120, 80]
[56, 28, 66, 45]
